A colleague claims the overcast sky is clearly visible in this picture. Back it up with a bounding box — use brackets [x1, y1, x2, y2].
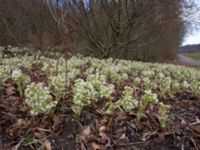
[182, 0, 200, 45]
[183, 31, 200, 45]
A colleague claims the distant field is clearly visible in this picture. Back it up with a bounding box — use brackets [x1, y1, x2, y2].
[183, 52, 200, 60]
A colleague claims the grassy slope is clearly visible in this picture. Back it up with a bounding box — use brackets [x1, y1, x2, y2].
[183, 52, 200, 60]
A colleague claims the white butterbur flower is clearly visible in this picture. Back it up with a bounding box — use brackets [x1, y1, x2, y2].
[158, 102, 170, 128]
[12, 69, 30, 96]
[143, 77, 150, 89]
[182, 81, 191, 89]
[142, 90, 158, 104]
[100, 84, 114, 99]
[12, 69, 22, 80]
[72, 79, 96, 115]
[134, 77, 141, 86]
[158, 72, 165, 79]
[119, 86, 138, 111]
[0, 66, 11, 81]
[137, 90, 158, 121]
[142, 70, 155, 77]
[25, 82, 56, 115]
[49, 74, 66, 101]
[171, 81, 180, 94]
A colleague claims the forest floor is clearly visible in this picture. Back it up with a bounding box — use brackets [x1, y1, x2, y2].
[0, 65, 200, 150]
[0, 55, 200, 150]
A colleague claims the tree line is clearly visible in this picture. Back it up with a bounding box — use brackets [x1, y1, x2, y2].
[0, 0, 189, 61]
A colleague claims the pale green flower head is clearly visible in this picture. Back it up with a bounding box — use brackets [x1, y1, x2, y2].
[25, 82, 56, 115]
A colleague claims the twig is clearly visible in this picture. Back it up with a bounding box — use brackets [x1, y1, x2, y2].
[190, 137, 199, 150]
[36, 127, 52, 132]
[116, 141, 144, 146]
[13, 138, 24, 150]
[181, 135, 185, 150]
[189, 120, 200, 126]
[77, 137, 86, 150]
[80, 140, 87, 150]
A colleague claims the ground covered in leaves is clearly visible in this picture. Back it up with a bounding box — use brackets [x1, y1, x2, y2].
[0, 66, 199, 150]
[0, 52, 200, 150]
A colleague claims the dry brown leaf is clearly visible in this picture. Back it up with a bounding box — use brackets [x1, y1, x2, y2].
[52, 115, 62, 130]
[0, 144, 4, 150]
[190, 124, 200, 135]
[91, 142, 105, 150]
[99, 126, 108, 139]
[80, 126, 91, 141]
[142, 131, 157, 141]
[42, 140, 52, 150]
[34, 131, 45, 139]
[6, 86, 16, 96]
[113, 128, 124, 139]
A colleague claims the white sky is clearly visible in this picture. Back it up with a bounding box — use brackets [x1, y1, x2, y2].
[183, 30, 200, 45]
[182, 0, 200, 45]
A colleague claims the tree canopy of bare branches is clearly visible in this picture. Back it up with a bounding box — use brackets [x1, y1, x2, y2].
[0, 0, 191, 61]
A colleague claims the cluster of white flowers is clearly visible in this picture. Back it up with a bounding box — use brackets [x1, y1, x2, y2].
[159, 76, 172, 96]
[72, 74, 115, 115]
[25, 82, 57, 115]
[133, 77, 141, 87]
[86, 74, 114, 98]
[12, 69, 23, 80]
[142, 90, 158, 104]
[72, 79, 96, 115]
[119, 86, 138, 111]
[48, 74, 66, 101]
[158, 102, 170, 128]
[137, 90, 158, 121]
[0, 66, 11, 91]
[12, 69, 30, 96]
[0, 65, 11, 81]
[1, 47, 200, 124]
[171, 81, 180, 94]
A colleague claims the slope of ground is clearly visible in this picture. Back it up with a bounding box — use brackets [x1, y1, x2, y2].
[0, 53, 200, 150]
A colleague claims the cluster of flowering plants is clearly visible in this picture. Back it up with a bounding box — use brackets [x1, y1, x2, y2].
[137, 90, 158, 121]
[72, 79, 96, 116]
[12, 69, 30, 96]
[25, 82, 57, 115]
[86, 74, 114, 99]
[119, 86, 138, 111]
[48, 74, 66, 101]
[157, 102, 170, 128]
[0, 47, 200, 129]
[0, 66, 11, 91]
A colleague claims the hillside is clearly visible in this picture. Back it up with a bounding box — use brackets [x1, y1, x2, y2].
[0, 49, 200, 149]
[179, 44, 200, 53]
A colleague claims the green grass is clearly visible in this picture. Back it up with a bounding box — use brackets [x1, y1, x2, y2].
[183, 52, 200, 60]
